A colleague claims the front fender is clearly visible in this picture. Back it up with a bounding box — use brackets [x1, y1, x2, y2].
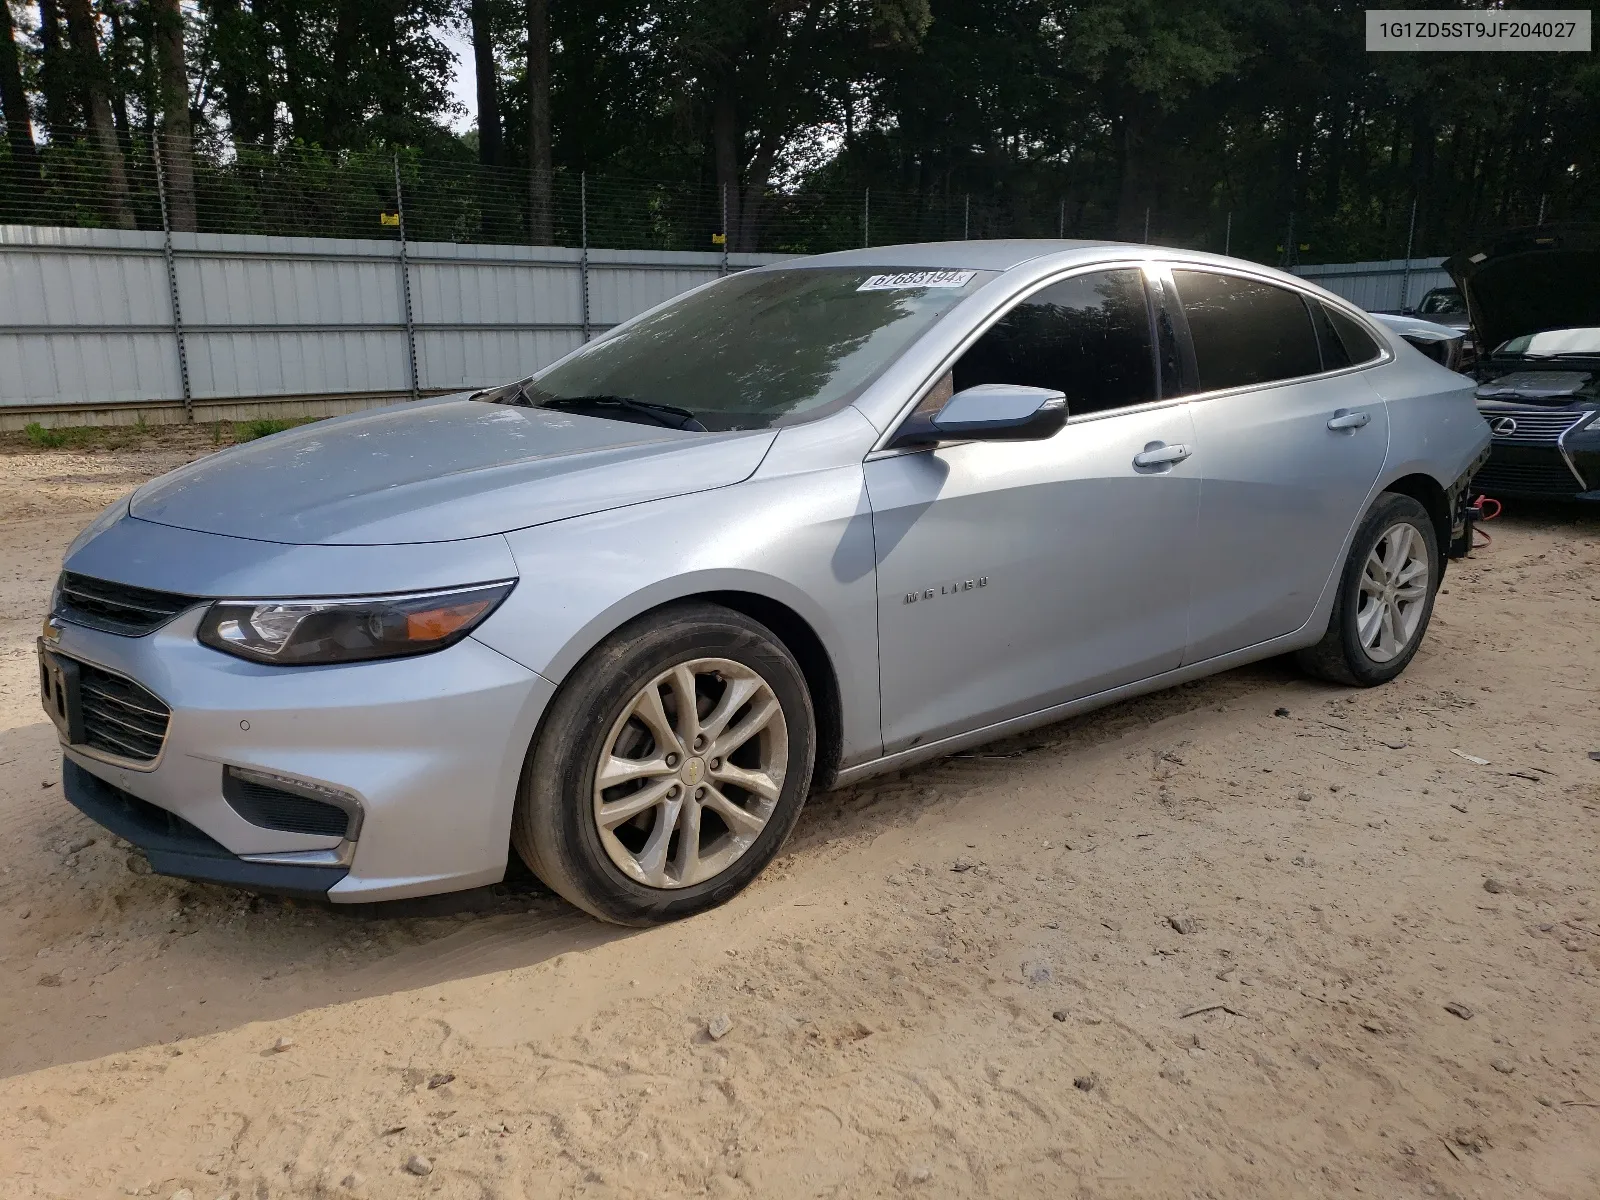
[471, 466, 883, 767]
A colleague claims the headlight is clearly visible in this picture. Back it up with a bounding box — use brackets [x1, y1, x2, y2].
[1586, 410, 1600, 432]
[197, 581, 515, 665]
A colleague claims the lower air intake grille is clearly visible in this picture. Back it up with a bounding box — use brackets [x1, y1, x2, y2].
[1473, 458, 1583, 497]
[58, 572, 198, 636]
[222, 769, 354, 839]
[79, 662, 171, 762]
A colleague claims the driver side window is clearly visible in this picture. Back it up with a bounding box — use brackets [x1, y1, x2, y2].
[946, 269, 1158, 416]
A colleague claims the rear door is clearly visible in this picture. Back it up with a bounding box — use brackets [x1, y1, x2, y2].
[1168, 268, 1391, 663]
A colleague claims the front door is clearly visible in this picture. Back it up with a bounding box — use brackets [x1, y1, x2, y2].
[866, 267, 1198, 755]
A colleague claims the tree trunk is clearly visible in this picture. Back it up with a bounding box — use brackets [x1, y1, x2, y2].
[325, 0, 361, 147]
[711, 81, 741, 250]
[151, 0, 196, 231]
[203, 0, 271, 147]
[62, 0, 135, 229]
[36, 0, 76, 141]
[104, 2, 133, 147]
[526, 0, 552, 243]
[1407, 112, 1435, 250]
[0, 0, 44, 207]
[470, 0, 502, 167]
[273, 2, 314, 143]
[1113, 104, 1153, 241]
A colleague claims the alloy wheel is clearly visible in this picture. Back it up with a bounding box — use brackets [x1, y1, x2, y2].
[1356, 521, 1430, 663]
[592, 657, 788, 888]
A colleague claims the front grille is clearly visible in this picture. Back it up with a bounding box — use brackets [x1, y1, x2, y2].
[57, 572, 198, 636]
[222, 769, 352, 839]
[1472, 457, 1583, 497]
[1479, 409, 1587, 446]
[77, 662, 171, 762]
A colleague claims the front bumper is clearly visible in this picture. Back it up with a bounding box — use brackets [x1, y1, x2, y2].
[62, 758, 350, 898]
[1471, 407, 1600, 500]
[48, 608, 554, 903]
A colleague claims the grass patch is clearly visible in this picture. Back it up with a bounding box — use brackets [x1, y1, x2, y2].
[23, 421, 119, 449]
[25, 422, 65, 448]
[233, 417, 307, 442]
[6, 413, 325, 454]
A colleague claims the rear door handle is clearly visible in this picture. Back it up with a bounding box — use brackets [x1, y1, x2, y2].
[1327, 409, 1371, 431]
[1132, 442, 1192, 468]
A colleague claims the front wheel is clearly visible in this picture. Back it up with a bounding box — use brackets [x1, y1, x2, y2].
[512, 602, 816, 926]
[1296, 492, 1440, 687]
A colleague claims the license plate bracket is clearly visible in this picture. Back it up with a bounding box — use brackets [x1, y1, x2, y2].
[38, 641, 85, 744]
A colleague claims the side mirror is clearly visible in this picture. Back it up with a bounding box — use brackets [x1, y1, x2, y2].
[929, 384, 1069, 442]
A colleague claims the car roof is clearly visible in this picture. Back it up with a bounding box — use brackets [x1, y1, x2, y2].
[764, 240, 1369, 318]
[772, 239, 1137, 272]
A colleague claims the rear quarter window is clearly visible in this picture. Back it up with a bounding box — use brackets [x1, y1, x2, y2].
[1321, 303, 1383, 365]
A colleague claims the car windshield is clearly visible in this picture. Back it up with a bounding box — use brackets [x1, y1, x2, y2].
[1493, 326, 1600, 359]
[490, 267, 993, 432]
[1415, 288, 1464, 315]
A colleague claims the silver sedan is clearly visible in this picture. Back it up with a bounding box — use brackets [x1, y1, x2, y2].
[42, 242, 1490, 924]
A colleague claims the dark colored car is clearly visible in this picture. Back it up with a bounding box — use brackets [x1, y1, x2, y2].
[1446, 226, 1600, 501]
[1414, 286, 1468, 322]
[1408, 286, 1474, 365]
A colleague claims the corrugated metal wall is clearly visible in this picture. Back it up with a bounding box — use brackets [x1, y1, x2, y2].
[1, 225, 1464, 424]
[0, 224, 786, 422]
[1293, 257, 1453, 312]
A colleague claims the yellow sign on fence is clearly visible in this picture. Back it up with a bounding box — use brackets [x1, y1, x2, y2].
[380, 212, 400, 227]
[711, 232, 726, 245]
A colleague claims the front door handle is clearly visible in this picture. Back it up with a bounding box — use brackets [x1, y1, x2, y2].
[1327, 409, 1372, 431]
[1132, 442, 1192, 469]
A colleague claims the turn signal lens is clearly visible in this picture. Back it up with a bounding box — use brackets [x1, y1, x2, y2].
[198, 581, 514, 665]
[405, 599, 493, 641]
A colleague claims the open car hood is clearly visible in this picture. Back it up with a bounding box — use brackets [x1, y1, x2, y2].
[1444, 225, 1600, 353]
[130, 395, 776, 546]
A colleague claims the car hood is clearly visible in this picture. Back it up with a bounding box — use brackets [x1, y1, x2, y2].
[130, 396, 778, 546]
[1444, 224, 1600, 352]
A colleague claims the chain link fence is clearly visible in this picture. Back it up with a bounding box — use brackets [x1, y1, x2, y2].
[0, 129, 1503, 267]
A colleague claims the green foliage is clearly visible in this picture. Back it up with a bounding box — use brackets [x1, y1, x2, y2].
[21, 421, 139, 450]
[234, 418, 307, 442]
[24, 422, 69, 449]
[0, 0, 1596, 262]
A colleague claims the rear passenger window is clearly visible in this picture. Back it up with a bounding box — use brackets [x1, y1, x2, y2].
[1173, 270, 1322, 392]
[952, 269, 1156, 416]
[1320, 302, 1382, 365]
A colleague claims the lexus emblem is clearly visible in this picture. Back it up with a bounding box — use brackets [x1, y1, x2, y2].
[1489, 415, 1518, 437]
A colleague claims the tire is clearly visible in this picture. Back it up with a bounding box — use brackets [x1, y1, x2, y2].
[512, 601, 816, 926]
[1296, 492, 1441, 687]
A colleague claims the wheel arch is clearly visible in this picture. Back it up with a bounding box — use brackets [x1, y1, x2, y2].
[518, 575, 850, 793]
[698, 590, 844, 790]
[1381, 471, 1450, 553]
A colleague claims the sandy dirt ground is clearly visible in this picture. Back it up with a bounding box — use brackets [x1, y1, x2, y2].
[0, 440, 1598, 1200]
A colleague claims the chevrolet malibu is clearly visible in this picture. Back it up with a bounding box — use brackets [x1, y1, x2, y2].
[42, 242, 1491, 925]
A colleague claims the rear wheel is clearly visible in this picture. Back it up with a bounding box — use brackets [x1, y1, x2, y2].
[513, 602, 815, 925]
[1296, 492, 1440, 687]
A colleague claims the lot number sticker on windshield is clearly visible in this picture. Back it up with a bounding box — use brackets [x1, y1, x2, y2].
[857, 270, 977, 291]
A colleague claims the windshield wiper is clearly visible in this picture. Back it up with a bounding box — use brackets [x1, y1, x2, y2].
[539, 395, 708, 431]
